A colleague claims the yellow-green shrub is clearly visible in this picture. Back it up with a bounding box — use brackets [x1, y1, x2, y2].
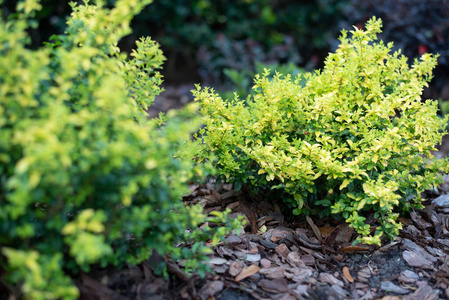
[0, 1, 240, 299]
[194, 17, 449, 245]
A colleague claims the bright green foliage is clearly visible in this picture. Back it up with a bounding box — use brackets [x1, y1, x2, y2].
[194, 17, 449, 245]
[222, 61, 304, 101]
[0, 1, 241, 299]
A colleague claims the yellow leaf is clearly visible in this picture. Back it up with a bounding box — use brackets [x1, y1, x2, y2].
[62, 223, 76, 235]
[86, 221, 105, 233]
[340, 179, 350, 190]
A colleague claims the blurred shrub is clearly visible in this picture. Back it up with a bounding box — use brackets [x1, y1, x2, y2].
[138, 0, 349, 84]
[194, 17, 449, 245]
[0, 0, 70, 47]
[2, 0, 351, 85]
[138, 0, 348, 52]
[0, 1, 241, 299]
[197, 34, 302, 86]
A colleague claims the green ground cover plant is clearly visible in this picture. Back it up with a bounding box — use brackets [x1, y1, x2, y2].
[194, 17, 449, 245]
[0, 1, 241, 299]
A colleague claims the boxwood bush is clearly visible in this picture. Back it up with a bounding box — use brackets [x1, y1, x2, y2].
[0, 1, 240, 299]
[194, 17, 449, 245]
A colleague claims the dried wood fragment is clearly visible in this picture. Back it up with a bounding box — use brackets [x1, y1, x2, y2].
[235, 265, 260, 282]
[342, 266, 354, 283]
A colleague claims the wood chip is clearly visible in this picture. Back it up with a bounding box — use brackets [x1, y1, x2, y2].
[259, 239, 279, 249]
[398, 270, 419, 284]
[319, 273, 344, 287]
[324, 223, 354, 250]
[295, 229, 322, 250]
[275, 243, 291, 258]
[207, 257, 229, 265]
[259, 266, 287, 279]
[260, 258, 271, 269]
[258, 278, 289, 294]
[410, 211, 433, 230]
[286, 251, 305, 268]
[398, 217, 412, 226]
[284, 267, 314, 283]
[342, 245, 370, 253]
[228, 261, 245, 277]
[380, 281, 410, 294]
[403, 282, 438, 300]
[244, 254, 261, 262]
[306, 216, 322, 240]
[198, 281, 224, 298]
[402, 239, 437, 263]
[342, 266, 354, 283]
[301, 254, 316, 266]
[357, 267, 372, 283]
[319, 226, 335, 238]
[225, 235, 242, 245]
[403, 250, 434, 269]
[294, 284, 310, 296]
[235, 265, 260, 282]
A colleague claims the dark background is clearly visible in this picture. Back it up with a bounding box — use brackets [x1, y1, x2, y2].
[2, 0, 448, 100]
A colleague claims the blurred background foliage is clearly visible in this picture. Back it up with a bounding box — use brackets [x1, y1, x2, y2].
[1, 0, 448, 99]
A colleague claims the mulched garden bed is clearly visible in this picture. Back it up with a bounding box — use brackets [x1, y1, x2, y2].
[76, 170, 449, 300]
[74, 85, 449, 300]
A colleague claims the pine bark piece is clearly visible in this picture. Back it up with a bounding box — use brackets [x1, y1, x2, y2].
[403, 282, 439, 300]
[319, 273, 344, 287]
[306, 216, 322, 240]
[275, 243, 291, 258]
[229, 260, 245, 277]
[402, 239, 437, 263]
[235, 265, 260, 282]
[398, 270, 419, 284]
[285, 267, 314, 283]
[258, 278, 289, 294]
[295, 229, 322, 250]
[198, 281, 224, 299]
[342, 266, 354, 283]
[301, 254, 316, 266]
[342, 245, 370, 253]
[432, 194, 449, 213]
[260, 258, 272, 269]
[410, 211, 433, 230]
[324, 223, 355, 250]
[380, 281, 410, 295]
[319, 226, 336, 239]
[357, 267, 372, 283]
[286, 251, 306, 268]
[259, 266, 287, 279]
[403, 250, 434, 269]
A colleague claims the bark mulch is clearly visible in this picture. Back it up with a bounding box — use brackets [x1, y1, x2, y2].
[76, 174, 449, 300]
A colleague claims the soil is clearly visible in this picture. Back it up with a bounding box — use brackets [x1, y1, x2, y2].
[48, 86, 449, 299]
